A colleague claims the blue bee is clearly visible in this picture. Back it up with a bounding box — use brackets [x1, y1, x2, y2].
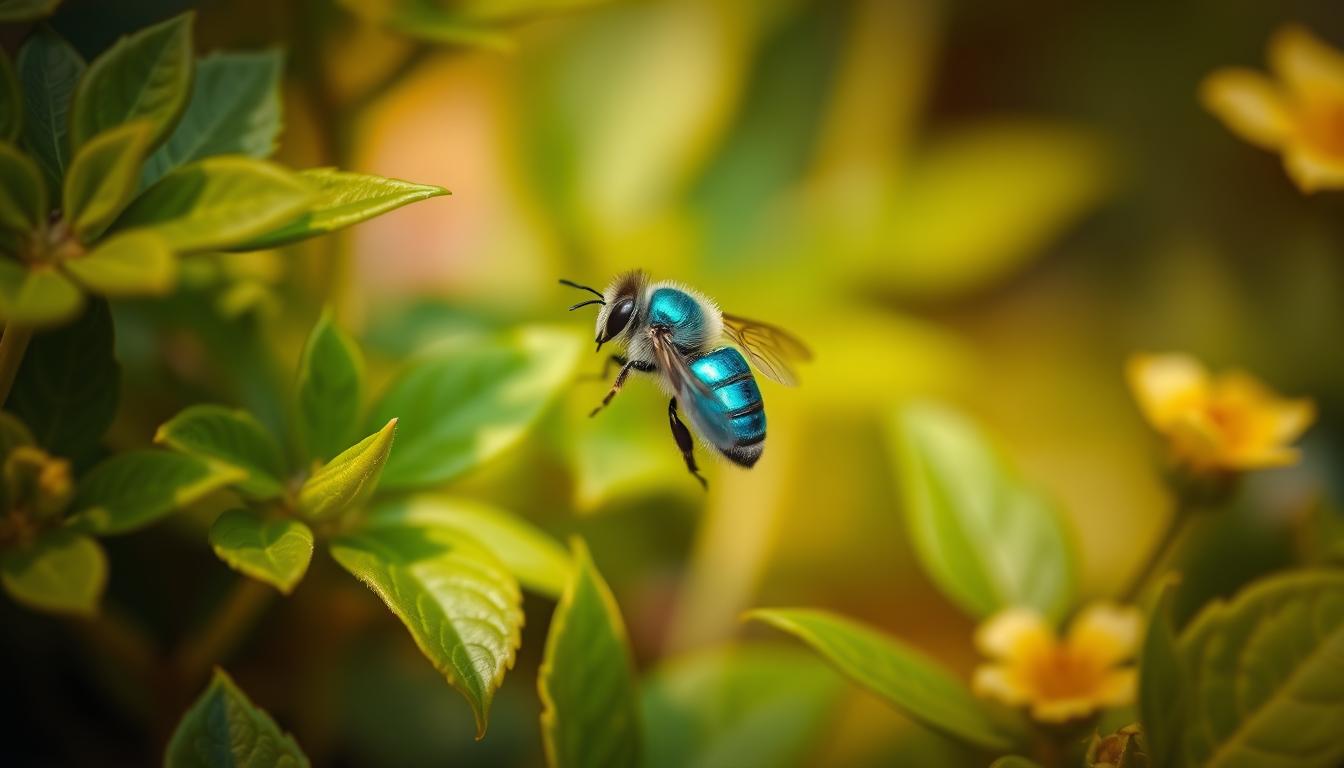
[562, 271, 811, 488]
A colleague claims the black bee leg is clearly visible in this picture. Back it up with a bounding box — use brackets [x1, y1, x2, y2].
[668, 398, 708, 490]
[580, 354, 628, 382]
[590, 361, 634, 417]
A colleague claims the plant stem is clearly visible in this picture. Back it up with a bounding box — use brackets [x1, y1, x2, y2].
[173, 577, 274, 687]
[0, 323, 33, 405]
[1120, 495, 1194, 603]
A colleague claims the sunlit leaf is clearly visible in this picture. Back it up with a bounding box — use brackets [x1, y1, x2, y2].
[566, 384, 691, 512]
[209, 509, 314, 595]
[141, 50, 283, 187]
[0, 50, 20, 143]
[370, 326, 582, 489]
[365, 494, 572, 599]
[156, 404, 288, 499]
[0, 262, 83, 328]
[233, 168, 448, 250]
[17, 28, 84, 192]
[63, 229, 176, 296]
[1176, 571, 1344, 768]
[296, 418, 396, 522]
[70, 450, 244, 535]
[748, 607, 1024, 751]
[0, 528, 105, 616]
[888, 402, 1076, 621]
[63, 121, 155, 243]
[295, 311, 364, 464]
[539, 537, 640, 768]
[0, 0, 60, 21]
[642, 647, 843, 768]
[0, 142, 46, 235]
[70, 12, 193, 150]
[330, 523, 523, 737]
[1139, 578, 1184, 768]
[166, 667, 310, 767]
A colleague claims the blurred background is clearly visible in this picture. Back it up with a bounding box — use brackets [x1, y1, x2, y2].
[5, 0, 1344, 765]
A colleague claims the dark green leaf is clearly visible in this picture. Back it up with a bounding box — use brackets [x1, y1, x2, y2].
[0, 528, 105, 616]
[233, 168, 448, 249]
[114, 156, 314, 253]
[63, 120, 155, 243]
[295, 311, 364, 464]
[17, 28, 85, 193]
[0, 141, 46, 235]
[0, 262, 83, 328]
[6, 300, 117, 465]
[63, 228, 175, 296]
[69, 11, 194, 150]
[0, 0, 60, 21]
[0, 50, 20, 143]
[156, 404, 287, 499]
[70, 450, 244, 535]
[539, 538, 640, 768]
[141, 50, 283, 188]
[330, 523, 523, 737]
[1139, 578, 1183, 768]
[370, 326, 582, 489]
[208, 509, 313, 595]
[748, 607, 1024, 751]
[166, 667, 310, 768]
[296, 418, 395, 522]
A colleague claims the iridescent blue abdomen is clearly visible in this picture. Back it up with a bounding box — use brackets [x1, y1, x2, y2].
[688, 347, 766, 455]
[648, 287, 710, 350]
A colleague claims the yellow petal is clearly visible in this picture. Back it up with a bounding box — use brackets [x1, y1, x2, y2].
[1268, 398, 1315, 443]
[1095, 667, 1138, 708]
[972, 664, 1033, 706]
[1283, 144, 1344, 193]
[1030, 696, 1100, 723]
[1200, 68, 1293, 149]
[974, 607, 1053, 662]
[1125, 353, 1210, 431]
[1270, 24, 1344, 104]
[1067, 602, 1143, 666]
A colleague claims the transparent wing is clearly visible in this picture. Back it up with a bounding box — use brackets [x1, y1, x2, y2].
[649, 328, 735, 446]
[721, 312, 813, 386]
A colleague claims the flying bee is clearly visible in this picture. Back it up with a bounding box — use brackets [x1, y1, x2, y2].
[561, 270, 812, 488]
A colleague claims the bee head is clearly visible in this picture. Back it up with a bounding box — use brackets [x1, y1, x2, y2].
[560, 271, 647, 353]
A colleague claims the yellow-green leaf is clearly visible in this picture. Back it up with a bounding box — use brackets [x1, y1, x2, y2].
[295, 311, 364, 464]
[70, 450, 245, 535]
[209, 509, 314, 595]
[1139, 578, 1184, 768]
[0, 262, 84, 328]
[166, 668, 310, 767]
[296, 418, 396, 522]
[155, 404, 287, 499]
[63, 229, 176, 297]
[63, 121, 155, 243]
[0, 142, 46, 235]
[0, 528, 106, 616]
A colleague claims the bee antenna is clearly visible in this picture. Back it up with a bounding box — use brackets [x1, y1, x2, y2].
[568, 299, 605, 311]
[559, 279, 605, 300]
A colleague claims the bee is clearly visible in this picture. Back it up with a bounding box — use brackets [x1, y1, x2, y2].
[561, 270, 811, 488]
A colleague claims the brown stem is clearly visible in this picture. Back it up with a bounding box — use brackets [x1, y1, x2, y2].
[1120, 495, 1193, 603]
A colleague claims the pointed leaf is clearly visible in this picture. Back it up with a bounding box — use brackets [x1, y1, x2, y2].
[70, 12, 194, 150]
[748, 607, 1023, 751]
[0, 50, 20, 143]
[156, 404, 287, 499]
[295, 311, 364, 464]
[166, 668, 310, 768]
[70, 450, 244, 535]
[370, 326, 582, 489]
[1139, 577, 1184, 768]
[114, 156, 314, 253]
[0, 262, 83, 328]
[0, 141, 46, 235]
[209, 509, 313, 595]
[232, 168, 447, 249]
[365, 494, 572, 599]
[0, 0, 60, 21]
[141, 50, 283, 187]
[888, 402, 1076, 621]
[330, 523, 523, 737]
[296, 418, 396, 522]
[63, 120, 156, 243]
[539, 538, 640, 768]
[63, 228, 176, 296]
[17, 28, 85, 193]
[0, 528, 105, 616]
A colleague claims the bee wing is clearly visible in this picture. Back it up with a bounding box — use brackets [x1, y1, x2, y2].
[720, 312, 813, 387]
[649, 327, 735, 446]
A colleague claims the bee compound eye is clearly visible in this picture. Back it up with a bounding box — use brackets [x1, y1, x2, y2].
[604, 299, 634, 339]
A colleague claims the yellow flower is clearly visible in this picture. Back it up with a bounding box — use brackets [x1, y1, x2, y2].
[972, 604, 1141, 723]
[1201, 24, 1344, 193]
[1126, 353, 1314, 472]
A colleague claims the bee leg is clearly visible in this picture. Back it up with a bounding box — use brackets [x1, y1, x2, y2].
[590, 360, 635, 417]
[579, 354, 628, 382]
[668, 398, 708, 490]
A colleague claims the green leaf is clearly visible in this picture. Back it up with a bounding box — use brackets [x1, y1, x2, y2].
[233, 168, 448, 250]
[748, 607, 1023, 751]
[141, 50, 283, 187]
[17, 28, 85, 193]
[642, 647, 843, 768]
[70, 450, 244, 535]
[370, 326, 582, 489]
[0, 0, 60, 21]
[0, 141, 46, 235]
[166, 667, 310, 768]
[6, 300, 117, 466]
[888, 402, 1076, 621]
[0, 50, 20, 143]
[330, 523, 523, 737]
[63, 121, 155, 242]
[1176, 571, 1344, 768]
[208, 509, 314, 595]
[0, 528, 105, 616]
[539, 538, 640, 768]
[69, 11, 194, 151]
[296, 418, 396, 522]
[155, 404, 287, 499]
[63, 228, 176, 296]
[0, 262, 83, 328]
[1139, 578, 1183, 768]
[365, 494, 572, 599]
[114, 156, 314, 253]
[295, 311, 364, 464]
